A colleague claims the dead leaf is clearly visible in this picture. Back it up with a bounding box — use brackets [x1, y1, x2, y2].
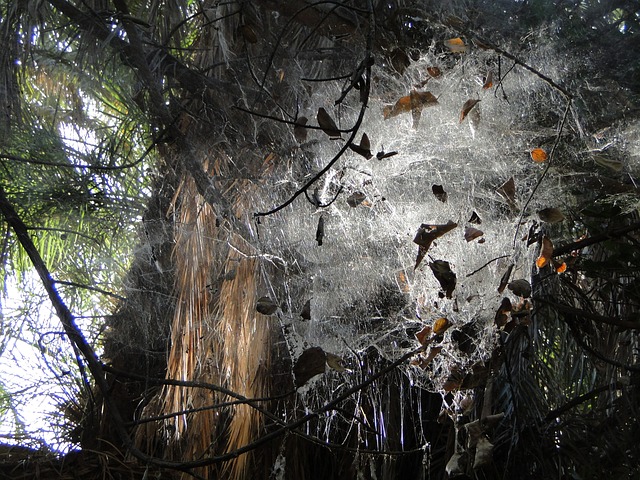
[293, 347, 326, 387]
[530, 148, 548, 163]
[537, 207, 564, 223]
[464, 227, 484, 242]
[348, 133, 373, 159]
[376, 150, 398, 160]
[413, 221, 457, 269]
[415, 325, 432, 346]
[508, 279, 532, 298]
[317, 107, 341, 139]
[445, 37, 468, 53]
[427, 66, 442, 78]
[460, 99, 480, 123]
[433, 317, 451, 335]
[429, 260, 457, 298]
[396, 270, 410, 293]
[536, 235, 554, 268]
[496, 177, 516, 206]
[468, 211, 482, 224]
[384, 90, 438, 126]
[594, 152, 623, 171]
[498, 264, 514, 293]
[300, 299, 311, 320]
[316, 215, 325, 246]
[443, 367, 465, 392]
[326, 352, 347, 372]
[347, 192, 366, 207]
[293, 117, 308, 143]
[432, 184, 447, 202]
[495, 297, 512, 328]
[390, 47, 411, 74]
[482, 70, 494, 89]
[256, 296, 278, 315]
[553, 259, 567, 273]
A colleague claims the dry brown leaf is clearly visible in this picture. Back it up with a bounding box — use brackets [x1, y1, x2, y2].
[256, 296, 278, 315]
[482, 70, 494, 89]
[383, 90, 438, 125]
[468, 211, 482, 224]
[300, 299, 311, 320]
[415, 325, 432, 346]
[508, 279, 532, 298]
[429, 260, 457, 299]
[496, 177, 516, 206]
[293, 347, 326, 387]
[317, 107, 341, 139]
[498, 263, 514, 293]
[464, 227, 484, 242]
[537, 207, 565, 223]
[325, 352, 347, 372]
[346, 192, 366, 207]
[427, 66, 442, 78]
[536, 235, 554, 268]
[460, 99, 480, 123]
[349, 133, 372, 159]
[495, 297, 512, 328]
[413, 221, 457, 269]
[432, 184, 447, 202]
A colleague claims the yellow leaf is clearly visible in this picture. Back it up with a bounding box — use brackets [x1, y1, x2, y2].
[530, 148, 548, 163]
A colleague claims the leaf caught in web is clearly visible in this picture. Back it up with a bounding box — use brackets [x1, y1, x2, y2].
[537, 207, 564, 223]
[494, 297, 512, 328]
[432, 184, 447, 202]
[508, 279, 531, 298]
[536, 235, 554, 268]
[383, 90, 438, 127]
[377, 150, 398, 160]
[413, 221, 458, 269]
[468, 211, 482, 224]
[293, 116, 308, 143]
[530, 148, 548, 163]
[460, 99, 480, 123]
[347, 192, 366, 207]
[316, 215, 325, 246]
[415, 325, 432, 346]
[348, 133, 373, 159]
[445, 37, 468, 53]
[433, 317, 451, 335]
[293, 347, 326, 387]
[300, 299, 311, 320]
[257, 296, 278, 315]
[497, 263, 514, 293]
[429, 260, 457, 298]
[427, 66, 442, 78]
[317, 107, 341, 139]
[326, 352, 348, 372]
[482, 71, 494, 89]
[496, 177, 516, 207]
[464, 227, 484, 242]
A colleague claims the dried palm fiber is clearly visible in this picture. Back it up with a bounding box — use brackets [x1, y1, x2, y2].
[133, 152, 272, 480]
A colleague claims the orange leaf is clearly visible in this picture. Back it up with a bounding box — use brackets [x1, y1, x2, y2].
[553, 259, 567, 273]
[445, 37, 468, 53]
[460, 99, 480, 123]
[433, 317, 451, 335]
[530, 148, 548, 163]
[536, 236, 554, 268]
